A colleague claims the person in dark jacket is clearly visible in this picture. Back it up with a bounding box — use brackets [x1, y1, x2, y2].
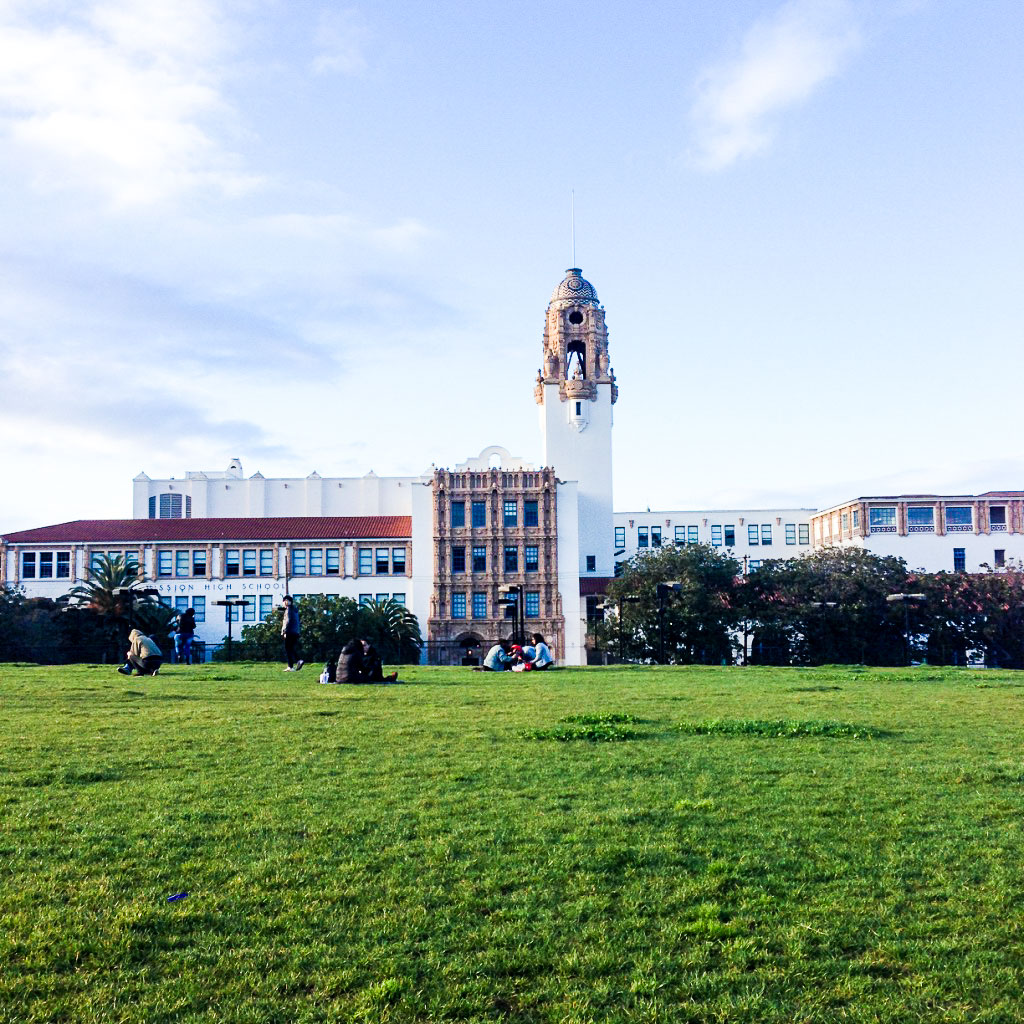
[361, 640, 398, 683]
[176, 607, 196, 664]
[336, 639, 364, 683]
[280, 595, 303, 672]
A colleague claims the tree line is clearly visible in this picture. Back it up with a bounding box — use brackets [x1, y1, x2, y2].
[0, 554, 422, 666]
[596, 544, 1024, 668]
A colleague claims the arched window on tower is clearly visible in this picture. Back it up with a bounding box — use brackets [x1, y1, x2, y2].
[567, 341, 586, 379]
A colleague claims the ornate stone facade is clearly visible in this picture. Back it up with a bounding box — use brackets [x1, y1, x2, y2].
[535, 268, 618, 406]
[428, 465, 564, 665]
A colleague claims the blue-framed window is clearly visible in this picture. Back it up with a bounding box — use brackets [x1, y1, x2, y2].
[309, 549, 323, 576]
[798, 524, 809, 545]
[292, 549, 307, 575]
[472, 546, 486, 572]
[638, 527, 648, 548]
[711, 525, 723, 546]
[376, 548, 389, 574]
[503, 500, 518, 527]
[261, 549, 275, 575]
[392, 548, 406, 574]
[243, 550, 258, 576]
[651, 526, 662, 547]
[193, 549, 207, 576]
[615, 527, 625, 548]
[452, 546, 466, 573]
[688, 526, 698, 544]
[451, 593, 467, 619]
[525, 546, 539, 572]
[525, 592, 540, 618]
[785, 524, 796, 545]
[175, 551, 189, 577]
[358, 548, 372, 575]
[504, 546, 518, 572]
[472, 501, 486, 527]
[724, 525, 735, 546]
[259, 595, 274, 621]
[748, 525, 759, 546]
[192, 597, 205, 622]
[524, 500, 539, 527]
[953, 548, 966, 572]
[225, 549, 240, 576]
[157, 550, 172, 577]
[472, 592, 487, 618]
[761, 524, 772, 546]
[451, 501, 465, 527]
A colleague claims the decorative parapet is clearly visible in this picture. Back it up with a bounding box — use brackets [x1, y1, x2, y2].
[559, 378, 598, 402]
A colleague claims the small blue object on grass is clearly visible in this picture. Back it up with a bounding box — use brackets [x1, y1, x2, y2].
[167, 892, 188, 902]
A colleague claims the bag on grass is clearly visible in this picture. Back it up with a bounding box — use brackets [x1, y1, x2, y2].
[319, 659, 337, 684]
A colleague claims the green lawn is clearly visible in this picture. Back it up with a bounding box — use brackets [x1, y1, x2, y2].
[2, 662, 1024, 1023]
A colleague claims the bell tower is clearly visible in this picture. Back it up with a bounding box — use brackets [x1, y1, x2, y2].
[535, 267, 618, 578]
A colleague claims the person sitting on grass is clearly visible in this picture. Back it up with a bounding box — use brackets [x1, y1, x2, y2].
[530, 633, 555, 670]
[118, 629, 163, 676]
[477, 641, 512, 672]
[361, 640, 398, 683]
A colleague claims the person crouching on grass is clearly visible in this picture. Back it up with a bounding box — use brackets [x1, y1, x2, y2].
[118, 629, 163, 676]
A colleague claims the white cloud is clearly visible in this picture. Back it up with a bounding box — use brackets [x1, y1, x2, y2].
[690, 0, 863, 170]
[0, 0, 259, 205]
[311, 7, 370, 76]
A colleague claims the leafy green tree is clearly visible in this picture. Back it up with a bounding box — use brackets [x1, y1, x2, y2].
[742, 548, 909, 665]
[230, 595, 422, 664]
[606, 543, 741, 664]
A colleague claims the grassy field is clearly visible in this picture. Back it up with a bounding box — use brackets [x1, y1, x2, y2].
[2, 662, 1024, 1023]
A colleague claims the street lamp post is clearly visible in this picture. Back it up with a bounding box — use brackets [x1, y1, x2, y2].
[886, 593, 926, 666]
[617, 595, 642, 662]
[656, 582, 682, 665]
[499, 585, 524, 646]
[213, 599, 251, 661]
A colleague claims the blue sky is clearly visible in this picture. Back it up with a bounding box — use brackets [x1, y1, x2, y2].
[1, 0, 1022, 531]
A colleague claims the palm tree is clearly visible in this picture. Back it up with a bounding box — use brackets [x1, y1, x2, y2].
[357, 598, 423, 664]
[68, 554, 142, 617]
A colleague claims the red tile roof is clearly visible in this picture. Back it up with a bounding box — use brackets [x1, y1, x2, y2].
[2, 516, 412, 545]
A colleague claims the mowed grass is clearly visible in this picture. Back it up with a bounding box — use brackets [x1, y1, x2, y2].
[2, 663, 1024, 1023]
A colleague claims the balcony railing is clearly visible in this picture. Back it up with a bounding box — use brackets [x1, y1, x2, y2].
[947, 524, 973, 533]
[869, 525, 897, 533]
[991, 523, 1007, 532]
[907, 525, 934, 533]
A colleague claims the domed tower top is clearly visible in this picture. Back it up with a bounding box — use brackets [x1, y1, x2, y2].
[536, 266, 617, 406]
[549, 268, 601, 309]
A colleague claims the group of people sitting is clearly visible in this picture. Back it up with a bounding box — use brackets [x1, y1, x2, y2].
[322, 639, 400, 684]
[479, 633, 555, 672]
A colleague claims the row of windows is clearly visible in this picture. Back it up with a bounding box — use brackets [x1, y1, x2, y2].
[449, 591, 541, 619]
[450, 499, 541, 529]
[212, 592, 407, 622]
[20, 551, 72, 579]
[450, 544, 540, 574]
[867, 506, 997, 530]
[151, 547, 407, 578]
[623, 523, 811, 549]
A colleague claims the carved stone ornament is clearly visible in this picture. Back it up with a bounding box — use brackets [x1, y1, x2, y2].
[560, 378, 598, 402]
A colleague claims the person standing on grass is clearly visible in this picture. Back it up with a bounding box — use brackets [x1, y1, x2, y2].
[280, 595, 304, 672]
[176, 606, 196, 665]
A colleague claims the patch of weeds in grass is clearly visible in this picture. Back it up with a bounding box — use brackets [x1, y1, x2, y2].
[675, 719, 888, 739]
[560, 713, 646, 725]
[523, 724, 643, 742]
[788, 686, 843, 692]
